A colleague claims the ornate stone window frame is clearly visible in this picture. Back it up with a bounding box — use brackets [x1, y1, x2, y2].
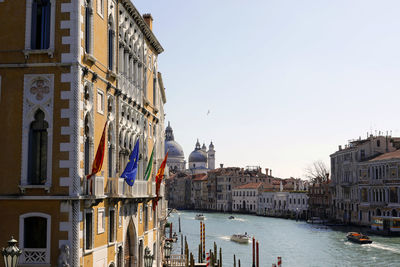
[84, 208, 94, 254]
[20, 74, 54, 193]
[24, 0, 56, 58]
[19, 212, 51, 265]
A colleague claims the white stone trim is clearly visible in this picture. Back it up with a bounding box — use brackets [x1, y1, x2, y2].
[24, 0, 56, 52]
[21, 74, 54, 189]
[84, 208, 95, 253]
[97, 207, 106, 234]
[19, 212, 52, 264]
[108, 207, 116, 244]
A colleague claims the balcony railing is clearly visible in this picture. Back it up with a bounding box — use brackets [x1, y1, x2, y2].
[124, 180, 148, 198]
[21, 248, 48, 264]
[85, 176, 163, 199]
[108, 177, 125, 196]
[83, 175, 104, 197]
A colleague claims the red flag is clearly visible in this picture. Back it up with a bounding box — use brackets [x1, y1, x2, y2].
[153, 152, 168, 210]
[87, 122, 107, 180]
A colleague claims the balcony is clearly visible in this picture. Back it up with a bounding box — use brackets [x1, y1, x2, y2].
[21, 248, 49, 265]
[123, 180, 148, 198]
[83, 175, 105, 197]
[107, 177, 125, 197]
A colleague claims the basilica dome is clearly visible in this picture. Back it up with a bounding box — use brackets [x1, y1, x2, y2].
[165, 140, 184, 158]
[165, 122, 185, 161]
[189, 149, 207, 163]
[189, 140, 208, 163]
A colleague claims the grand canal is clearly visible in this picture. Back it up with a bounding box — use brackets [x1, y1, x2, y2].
[168, 211, 400, 267]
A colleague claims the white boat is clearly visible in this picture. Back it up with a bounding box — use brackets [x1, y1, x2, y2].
[195, 214, 205, 220]
[230, 234, 250, 244]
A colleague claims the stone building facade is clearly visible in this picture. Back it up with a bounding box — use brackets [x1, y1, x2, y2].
[330, 135, 400, 225]
[0, 1, 167, 266]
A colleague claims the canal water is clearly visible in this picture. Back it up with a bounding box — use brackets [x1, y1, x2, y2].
[167, 211, 400, 267]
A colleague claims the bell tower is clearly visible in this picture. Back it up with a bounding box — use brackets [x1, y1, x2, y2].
[207, 141, 215, 170]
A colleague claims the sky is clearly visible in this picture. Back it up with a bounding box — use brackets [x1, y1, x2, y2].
[134, 0, 400, 179]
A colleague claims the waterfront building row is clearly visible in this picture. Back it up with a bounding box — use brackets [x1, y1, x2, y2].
[165, 166, 309, 217]
[0, 1, 168, 266]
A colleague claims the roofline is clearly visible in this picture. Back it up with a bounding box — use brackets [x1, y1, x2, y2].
[120, 1, 164, 54]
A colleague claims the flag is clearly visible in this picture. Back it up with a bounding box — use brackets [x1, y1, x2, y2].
[153, 152, 168, 210]
[87, 122, 107, 180]
[121, 139, 139, 186]
[144, 147, 154, 181]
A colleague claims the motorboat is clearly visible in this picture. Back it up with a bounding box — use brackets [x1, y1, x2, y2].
[230, 234, 250, 244]
[195, 214, 205, 220]
[229, 216, 235, 219]
[346, 232, 373, 244]
[307, 217, 328, 224]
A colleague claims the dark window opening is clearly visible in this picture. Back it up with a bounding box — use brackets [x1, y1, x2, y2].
[24, 216, 47, 248]
[31, 0, 51, 49]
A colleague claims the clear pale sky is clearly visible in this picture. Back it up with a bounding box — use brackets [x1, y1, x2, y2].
[134, 0, 400, 178]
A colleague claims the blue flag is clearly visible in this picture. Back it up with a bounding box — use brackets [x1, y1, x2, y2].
[121, 139, 139, 186]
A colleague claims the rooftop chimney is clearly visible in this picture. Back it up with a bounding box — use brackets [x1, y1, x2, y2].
[143, 13, 153, 31]
[270, 169, 272, 176]
[265, 168, 269, 176]
[339, 145, 342, 151]
[220, 164, 224, 169]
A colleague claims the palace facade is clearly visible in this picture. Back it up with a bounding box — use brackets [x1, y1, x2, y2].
[0, 1, 167, 266]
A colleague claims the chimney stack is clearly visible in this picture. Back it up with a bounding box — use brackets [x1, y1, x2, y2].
[265, 168, 269, 176]
[143, 13, 153, 31]
[270, 169, 272, 176]
[220, 164, 224, 169]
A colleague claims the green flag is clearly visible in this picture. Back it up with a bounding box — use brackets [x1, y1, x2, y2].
[144, 147, 154, 180]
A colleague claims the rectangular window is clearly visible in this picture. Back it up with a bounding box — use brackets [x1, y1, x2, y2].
[97, 0, 103, 17]
[85, 3, 92, 54]
[85, 211, 93, 250]
[31, 0, 51, 49]
[109, 209, 115, 243]
[97, 90, 104, 114]
[97, 208, 105, 234]
[24, 217, 47, 248]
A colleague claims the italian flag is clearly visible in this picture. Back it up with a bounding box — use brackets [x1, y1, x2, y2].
[144, 147, 154, 180]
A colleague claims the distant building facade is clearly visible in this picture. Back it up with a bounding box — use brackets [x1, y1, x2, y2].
[232, 183, 264, 213]
[330, 135, 400, 225]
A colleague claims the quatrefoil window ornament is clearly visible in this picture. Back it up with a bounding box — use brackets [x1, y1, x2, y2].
[30, 79, 50, 100]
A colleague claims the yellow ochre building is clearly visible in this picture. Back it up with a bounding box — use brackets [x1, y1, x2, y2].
[0, 1, 168, 266]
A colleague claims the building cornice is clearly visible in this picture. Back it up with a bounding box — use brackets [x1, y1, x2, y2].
[120, 0, 164, 54]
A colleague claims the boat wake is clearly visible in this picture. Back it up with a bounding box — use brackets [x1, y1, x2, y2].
[219, 235, 231, 241]
[367, 243, 400, 254]
[234, 218, 247, 222]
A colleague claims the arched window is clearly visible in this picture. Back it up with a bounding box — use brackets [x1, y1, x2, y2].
[28, 109, 48, 185]
[31, 0, 51, 49]
[85, 0, 93, 54]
